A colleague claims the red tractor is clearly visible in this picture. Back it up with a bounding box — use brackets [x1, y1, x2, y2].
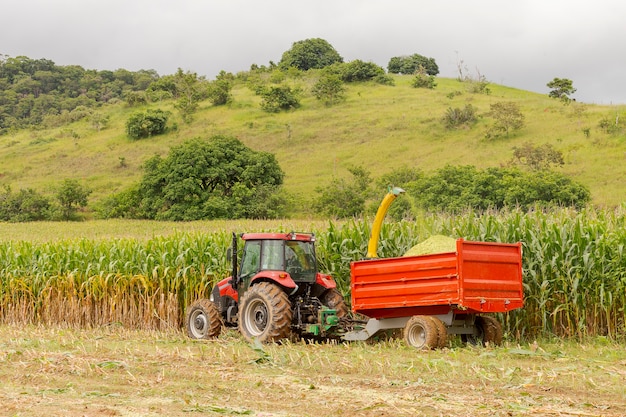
[185, 232, 348, 343]
[185, 188, 524, 350]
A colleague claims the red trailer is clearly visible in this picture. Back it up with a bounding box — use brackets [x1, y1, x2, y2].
[343, 238, 524, 349]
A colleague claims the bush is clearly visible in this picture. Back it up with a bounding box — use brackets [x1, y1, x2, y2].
[314, 166, 371, 218]
[387, 54, 439, 75]
[339, 60, 386, 83]
[125, 109, 169, 139]
[259, 85, 301, 113]
[412, 165, 590, 212]
[411, 72, 437, 89]
[312, 73, 346, 106]
[0, 186, 51, 222]
[442, 104, 477, 129]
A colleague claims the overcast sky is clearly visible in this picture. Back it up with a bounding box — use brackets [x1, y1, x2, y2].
[3, 0, 625, 104]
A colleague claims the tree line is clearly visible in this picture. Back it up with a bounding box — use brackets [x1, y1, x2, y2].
[0, 40, 594, 221]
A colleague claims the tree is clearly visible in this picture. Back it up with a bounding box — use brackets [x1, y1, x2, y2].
[312, 72, 346, 106]
[547, 78, 576, 103]
[510, 142, 564, 171]
[485, 102, 525, 139]
[314, 165, 371, 218]
[412, 165, 590, 212]
[279, 38, 343, 71]
[207, 71, 234, 106]
[125, 109, 169, 139]
[56, 179, 91, 220]
[135, 136, 285, 221]
[387, 54, 439, 75]
[173, 68, 207, 123]
[0, 186, 51, 222]
[259, 85, 301, 112]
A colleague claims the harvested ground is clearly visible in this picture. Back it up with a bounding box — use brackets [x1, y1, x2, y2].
[1, 325, 625, 417]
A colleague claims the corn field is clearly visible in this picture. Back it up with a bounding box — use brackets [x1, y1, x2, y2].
[1, 206, 625, 339]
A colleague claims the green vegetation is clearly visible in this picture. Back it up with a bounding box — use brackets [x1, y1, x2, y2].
[387, 53, 439, 75]
[125, 108, 169, 139]
[1, 208, 625, 340]
[279, 38, 344, 70]
[547, 77, 577, 103]
[1, 56, 625, 215]
[99, 136, 286, 220]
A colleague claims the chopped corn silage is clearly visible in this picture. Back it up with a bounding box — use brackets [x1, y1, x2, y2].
[403, 235, 457, 256]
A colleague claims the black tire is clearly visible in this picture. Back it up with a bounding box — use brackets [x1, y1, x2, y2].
[463, 315, 503, 346]
[185, 299, 222, 339]
[238, 282, 292, 343]
[429, 316, 448, 349]
[320, 289, 349, 318]
[403, 315, 439, 350]
[480, 316, 503, 345]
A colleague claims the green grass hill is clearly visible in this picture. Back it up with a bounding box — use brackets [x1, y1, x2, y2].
[1, 75, 625, 214]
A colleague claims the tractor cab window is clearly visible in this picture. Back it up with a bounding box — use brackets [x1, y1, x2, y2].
[261, 240, 284, 271]
[240, 240, 261, 279]
[285, 240, 316, 281]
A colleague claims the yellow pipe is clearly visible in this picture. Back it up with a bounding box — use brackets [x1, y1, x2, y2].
[366, 187, 405, 258]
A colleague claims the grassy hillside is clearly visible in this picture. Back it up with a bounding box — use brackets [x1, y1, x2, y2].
[1, 75, 625, 212]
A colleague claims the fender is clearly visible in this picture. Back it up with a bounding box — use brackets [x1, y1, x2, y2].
[250, 270, 298, 290]
[216, 276, 238, 302]
[315, 272, 337, 290]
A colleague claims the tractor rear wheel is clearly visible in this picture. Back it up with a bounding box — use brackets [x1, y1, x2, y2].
[403, 315, 439, 350]
[320, 289, 349, 318]
[238, 282, 292, 343]
[185, 299, 222, 339]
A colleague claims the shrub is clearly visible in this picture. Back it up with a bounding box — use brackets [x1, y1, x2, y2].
[411, 71, 437, 89]
[259, 85, 301, 113]
[125, 109, 169, 139]
[339, 60, 386, 83]
[0, 186, 51, 222]
[312, 73, 346, 106]
[442, 104, 477, 129]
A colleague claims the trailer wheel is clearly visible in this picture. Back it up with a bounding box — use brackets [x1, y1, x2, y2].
[429, 316, 448, 349]
[404, 315, 439, 350]
[185, 299, 222, 339]
[463, 316, 503, 346]
[479, 316, 503, 345]
[238, 282, 293, 343]
[320, 289, 349, 318]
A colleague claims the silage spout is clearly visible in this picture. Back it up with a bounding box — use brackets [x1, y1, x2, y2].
[366, 186, 405, 258]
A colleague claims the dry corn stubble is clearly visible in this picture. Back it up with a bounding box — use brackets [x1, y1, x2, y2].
[1, 325, 625, 417]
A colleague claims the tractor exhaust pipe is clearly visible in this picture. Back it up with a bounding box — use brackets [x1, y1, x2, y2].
[231, 232, 238, 289]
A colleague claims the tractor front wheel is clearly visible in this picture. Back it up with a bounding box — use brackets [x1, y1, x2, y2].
[185, 299, 222, 339]
[238, 282, 293, 343]
[403, 315, 439, 350]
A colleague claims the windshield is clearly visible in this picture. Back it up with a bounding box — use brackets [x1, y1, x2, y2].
[256, 239, 317, 282]
[284, 240, 316, 282]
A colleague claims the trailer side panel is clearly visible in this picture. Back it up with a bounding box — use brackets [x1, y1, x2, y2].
[350, 239, 523, 319]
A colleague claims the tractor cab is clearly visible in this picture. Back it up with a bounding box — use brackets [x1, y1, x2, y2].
[237, 232, 318, 290]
